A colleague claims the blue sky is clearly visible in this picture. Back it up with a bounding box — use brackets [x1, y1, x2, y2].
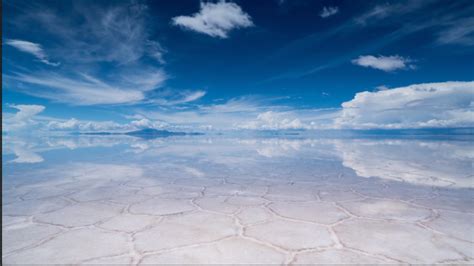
[2, 0, 474, 132]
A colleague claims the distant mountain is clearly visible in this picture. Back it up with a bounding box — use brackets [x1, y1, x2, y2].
[79, 128, 203, 140]
[126, 128, 186, 137]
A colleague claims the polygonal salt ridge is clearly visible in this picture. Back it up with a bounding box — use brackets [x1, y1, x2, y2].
[203, 183, 246, 196]
[97, 213, 160, 233]
[122, 177, 172, 188]
[107, 193, 154, 205]
[193, 195, 240, 214]
[129, 197, 195, 216]
[2, 215, 31, 228]
[68, 185, 140, 202]
[317, 188, 364, 202]
[226, 195, 268, 206]
[414, 189, 474, 213]
[245, 218, 334, 251]
[173, 177, 222, 187]
[154, 185, 203, 199]
[2, 223, 64, 255]
[434, 235, 474, 259]
[236, 206, 273, 225]
[422, 209, 474, 242]
[334, 218, 465, 264]
[2, 227, 130, 265]
[82, 254, 133, 264]
[292, 248, 396, 264]
[139, 237, 286, 264]
[267, 201, 350, 225]
[264, 184, 319, 202]
[338, 198, 433, 222]
[134, 211, 238, 253]
[34, 201, 123, 227]
[20, 186, 76, 201]
[3, 197, 71, 216]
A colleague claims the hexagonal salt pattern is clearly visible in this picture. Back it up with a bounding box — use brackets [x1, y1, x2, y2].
[245, 219, 334, 250]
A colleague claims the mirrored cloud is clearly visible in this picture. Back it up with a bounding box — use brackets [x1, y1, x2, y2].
[2, 104, 45, 132]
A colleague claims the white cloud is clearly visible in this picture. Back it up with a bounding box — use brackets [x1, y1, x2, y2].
[320, 6, 339, 18]
[149, 89, 206, 105]
[351, 55, 414, 72]
[2, 104, 46, 131]
[24, 2, 164, 65]
[5, 39, 60, 66]
[46, 117, 168, 132]
[239, 111, 305, 130]
[172, 1, 253, 38]
[436, 17, 474, 46]
[335, 81, 474, 129]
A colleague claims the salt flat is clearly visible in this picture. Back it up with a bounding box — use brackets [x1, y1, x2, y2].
[2, 135, 473, 264]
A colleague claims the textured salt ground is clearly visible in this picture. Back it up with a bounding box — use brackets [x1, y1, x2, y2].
[3, 137, 473, 264]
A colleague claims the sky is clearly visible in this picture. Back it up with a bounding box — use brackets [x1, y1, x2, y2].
[2, 0, 474, 133]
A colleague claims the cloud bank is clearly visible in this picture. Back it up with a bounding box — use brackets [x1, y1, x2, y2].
[336, 81, 474, 129]
[3, 81, 473, 133]
[172, 1, 253, 38]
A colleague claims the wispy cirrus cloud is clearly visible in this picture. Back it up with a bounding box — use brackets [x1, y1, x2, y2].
[351, 55, 414, 72]
[436, 17, 474, 46]
[172, 1, 253, 38]
[19, 1, 165, 65]
[3, 1, 189, 106]
[5, 39, 60, 66]
[319, 6, 339, 18]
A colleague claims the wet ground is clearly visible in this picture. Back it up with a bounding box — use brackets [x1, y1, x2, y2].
[2, 134, 473, 264]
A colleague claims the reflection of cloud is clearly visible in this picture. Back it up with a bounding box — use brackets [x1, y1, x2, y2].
[334, 139, 474, 188]
[2, 104, 45, 132]
[4, 133, 473, 189]
[10, 145, 44, 164]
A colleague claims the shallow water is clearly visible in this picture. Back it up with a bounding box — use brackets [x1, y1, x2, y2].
[2, 134, 474, 264]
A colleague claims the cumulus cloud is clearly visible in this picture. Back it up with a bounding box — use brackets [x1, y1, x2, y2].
[46, 117, 169, 132]
[172, 1, 253, 38]
[239, 111, 305, 130]
[351, 55, 414, 72]
[335, 81, 474, 129]
[320, 6, 339, 18]
[5, 39, 60, 66]
[2, 104, 46, 131]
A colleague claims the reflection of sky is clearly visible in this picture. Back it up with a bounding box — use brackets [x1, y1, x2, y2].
[3, 134, 473, 189]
